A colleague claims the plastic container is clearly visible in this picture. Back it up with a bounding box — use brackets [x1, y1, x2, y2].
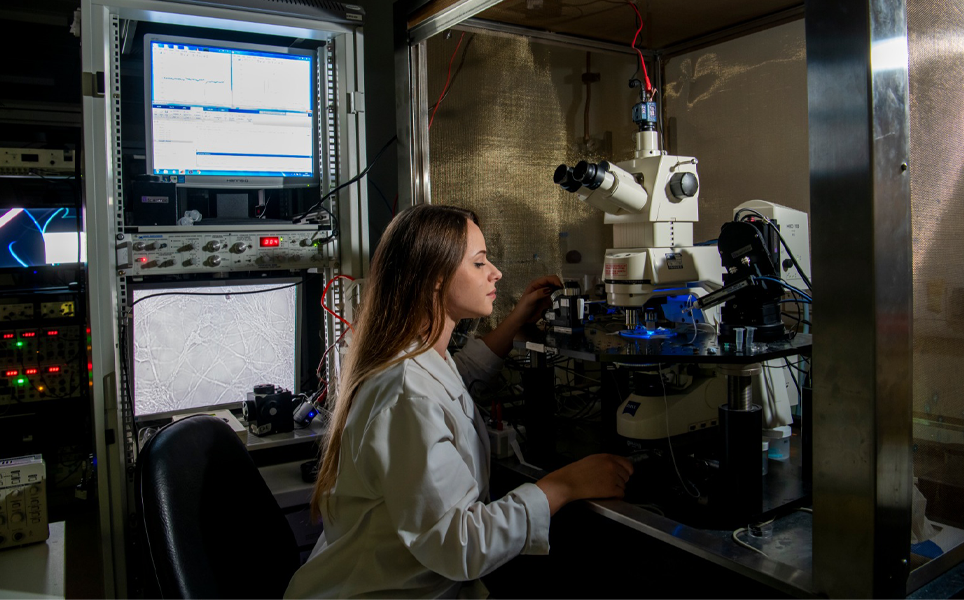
[761, 438, 770, 475]
[764, 426, 792, 461]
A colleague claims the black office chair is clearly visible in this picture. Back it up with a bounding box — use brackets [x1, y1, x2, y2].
[136, 415, 301, 598]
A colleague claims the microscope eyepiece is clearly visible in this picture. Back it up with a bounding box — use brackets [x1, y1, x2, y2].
[573, 160, 608, 190]
[553, 164, 583, 193]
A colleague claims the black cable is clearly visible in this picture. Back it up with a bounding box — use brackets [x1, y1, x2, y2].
[784, 357, 800, 401]
[294, 135, 398, 224]
[369, 179, 394, 216]
[735, 208, 812, 292]
[428, 34, 475, 112]
[781, 312, 812, 326]
[128, 280, 303, 312]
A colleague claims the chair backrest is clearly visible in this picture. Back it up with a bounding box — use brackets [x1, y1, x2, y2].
[136, 415, 300, 599]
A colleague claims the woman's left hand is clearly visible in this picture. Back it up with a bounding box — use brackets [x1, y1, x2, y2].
[512, 275, 563, 324]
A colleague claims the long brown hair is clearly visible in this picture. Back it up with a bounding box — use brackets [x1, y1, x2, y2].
[311, 204, 479, 521]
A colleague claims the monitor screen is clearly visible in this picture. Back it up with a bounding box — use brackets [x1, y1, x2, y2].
[145, 35, 317, 188]
[132, 280, 299, 416]
[0, 207, 86, 268]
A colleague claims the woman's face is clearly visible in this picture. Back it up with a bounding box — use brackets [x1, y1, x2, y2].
[446, 220, 502, 322]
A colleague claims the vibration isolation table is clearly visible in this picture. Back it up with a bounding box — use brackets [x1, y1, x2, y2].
[500, 323, 816, 596]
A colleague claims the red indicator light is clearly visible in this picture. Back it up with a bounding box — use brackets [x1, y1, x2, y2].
[88, 362, 93, 372]
[46, 330, 58, 336]
[138, 257, 148, 263]
[260, 236, 280, 247]
[47, 366, 60, 373]
[21, 332, 36, 338]
[2, 333, 13, 339]
[4, 370, 18, 377]
[25, 368, 38, 375]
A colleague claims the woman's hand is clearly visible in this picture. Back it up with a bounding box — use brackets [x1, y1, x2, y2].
[511, 275, 563, 324]
[481, 275, 562, 358]
[535, 454, 634, 515]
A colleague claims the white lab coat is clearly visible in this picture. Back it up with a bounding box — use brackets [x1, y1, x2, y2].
[284, 338, 551, 599]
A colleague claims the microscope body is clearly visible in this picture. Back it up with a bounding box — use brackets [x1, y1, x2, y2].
[556, 129, 723, 313]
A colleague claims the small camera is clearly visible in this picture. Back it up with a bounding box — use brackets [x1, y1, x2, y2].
[242, 384, 295, 437]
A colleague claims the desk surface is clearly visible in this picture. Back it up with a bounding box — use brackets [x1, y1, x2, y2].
[0, 521, 65, 599]
[496, 452, 816, 597]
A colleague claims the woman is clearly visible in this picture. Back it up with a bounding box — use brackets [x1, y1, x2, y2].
[285, 205, 632, 599]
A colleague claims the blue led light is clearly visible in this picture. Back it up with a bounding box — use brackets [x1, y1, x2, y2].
[618, 327, 678, 340]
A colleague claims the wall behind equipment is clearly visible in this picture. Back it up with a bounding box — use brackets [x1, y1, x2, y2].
[663, 20, 810, 244]
[426, 30, 638, 330]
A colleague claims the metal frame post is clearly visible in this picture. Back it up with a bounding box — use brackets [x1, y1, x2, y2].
[807, 0, 914, 596]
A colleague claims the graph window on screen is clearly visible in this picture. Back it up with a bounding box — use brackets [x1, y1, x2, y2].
[132, 282, 298, 416]
[146, 36, 315, 179]
[0, 208, 86, 268]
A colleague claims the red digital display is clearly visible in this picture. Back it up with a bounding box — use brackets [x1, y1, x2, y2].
[47, 366, 60, 373]
[4, 370, 18, 377]
[2, 333, 13, 339]
[260, 236, 280, 247]
[21, 332, 36, 338]
[46, 330, 58, 336]
[25, 368, 38, 375]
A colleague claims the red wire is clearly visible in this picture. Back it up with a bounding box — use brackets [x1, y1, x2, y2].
[322, 274, 356, 334]
[428, 32, 466, 130]
[316, 325, 350, 379]
[628, 2, 652, 94]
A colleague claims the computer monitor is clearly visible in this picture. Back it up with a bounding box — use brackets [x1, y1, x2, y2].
[131, 278, 300, 416]
[144, 34, 318, 189]
[0, 207, 86, 268]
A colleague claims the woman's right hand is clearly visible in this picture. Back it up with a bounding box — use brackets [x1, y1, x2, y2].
[535, 454, 634, 515]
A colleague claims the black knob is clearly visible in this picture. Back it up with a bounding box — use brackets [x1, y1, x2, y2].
[669, 172, 699, 199]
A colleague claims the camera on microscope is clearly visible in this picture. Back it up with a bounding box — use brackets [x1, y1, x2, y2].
[242, 384, 296, 436]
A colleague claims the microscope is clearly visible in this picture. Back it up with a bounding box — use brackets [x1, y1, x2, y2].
[553, 85, 802, 450]
[554, 84, 726, 445]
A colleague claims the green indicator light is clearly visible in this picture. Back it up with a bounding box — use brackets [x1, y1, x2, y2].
[16, 377, 26, 385]
[16, 341, 23, 348]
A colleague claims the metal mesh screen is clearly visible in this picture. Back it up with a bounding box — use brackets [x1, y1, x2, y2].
[426, 31, 639, 330]
[662, 20, 809, 244]
[908, 0, 964, 533]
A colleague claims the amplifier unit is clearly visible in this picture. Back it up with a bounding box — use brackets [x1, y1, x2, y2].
[0, 454, 48, 550]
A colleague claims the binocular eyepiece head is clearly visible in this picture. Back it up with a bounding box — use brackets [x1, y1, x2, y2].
[554, 160, 611, 192]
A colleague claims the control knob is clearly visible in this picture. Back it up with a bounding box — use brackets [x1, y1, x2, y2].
[205, 241, 223, 252]
[132, 242, 146, 251]
[207, 256, 222, 267]
[669, 172, 699, 199]
[231, 242, 248, 253]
